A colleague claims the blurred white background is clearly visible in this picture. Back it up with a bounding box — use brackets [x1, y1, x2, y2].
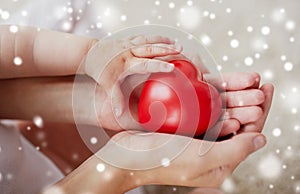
[1, 0, 299, 193]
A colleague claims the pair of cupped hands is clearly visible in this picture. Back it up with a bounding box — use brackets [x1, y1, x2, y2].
[39, 35, 273, 194]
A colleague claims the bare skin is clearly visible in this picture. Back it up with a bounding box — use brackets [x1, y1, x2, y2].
[6, 73, 273, 193]
[0, 25, 274, 193]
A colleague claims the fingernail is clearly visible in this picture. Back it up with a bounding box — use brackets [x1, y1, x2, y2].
[253, 135, 266, 150]
[114, 107, 122, 117]
[165, 63, 174, 71]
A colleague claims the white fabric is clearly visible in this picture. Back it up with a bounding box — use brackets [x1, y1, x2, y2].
[0, 123, 64, 194]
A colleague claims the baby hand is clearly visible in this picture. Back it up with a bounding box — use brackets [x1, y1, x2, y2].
[83, 35, 182, 130]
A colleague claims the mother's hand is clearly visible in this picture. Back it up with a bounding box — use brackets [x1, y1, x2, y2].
[97, 131, 266, 191]
[205, 72, 274, 138]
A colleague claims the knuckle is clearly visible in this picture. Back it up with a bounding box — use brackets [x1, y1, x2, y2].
[228, 93, 237, 106]
[123, 56, 131, 71]
[141, 60, 149, 72]
[254, 90, 265, 104]
[146, 46, 153, 54]
[244, 78, 253, 87]
[121, 49, 132, 59]
[209, 166, 227, 187]
[226, 92, 239, 107]
[252, 106, 263, 120]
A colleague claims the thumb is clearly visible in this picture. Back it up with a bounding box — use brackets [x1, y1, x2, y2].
[221, 133, 266, 165]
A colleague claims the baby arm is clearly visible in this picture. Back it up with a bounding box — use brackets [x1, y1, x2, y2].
[0, 25, 180, 79]
[0, 25, 182, 129]
[0, 25, 97, 78]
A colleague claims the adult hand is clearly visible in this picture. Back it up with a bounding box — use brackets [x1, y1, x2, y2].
[95, 130, 266, 191]
[240, 83, 274, 133]
[11, 75, 272, 193]
[204, 74, 274, 137]
[204, 72, 266, 138]
[186, 83, 274, 193]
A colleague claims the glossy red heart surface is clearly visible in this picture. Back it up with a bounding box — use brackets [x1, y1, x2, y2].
[138, 60, 222, 137]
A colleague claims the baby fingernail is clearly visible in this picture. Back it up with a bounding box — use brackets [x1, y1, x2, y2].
[165, 63, 174, 71]
[253, 135, 266, 150]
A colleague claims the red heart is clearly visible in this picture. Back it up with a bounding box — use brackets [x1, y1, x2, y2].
[138, 60, 222, 137]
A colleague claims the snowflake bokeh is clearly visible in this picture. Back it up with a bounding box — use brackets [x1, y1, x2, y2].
[0, 0, 299, 193]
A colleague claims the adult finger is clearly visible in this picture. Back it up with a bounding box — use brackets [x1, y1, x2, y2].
[131, 44, 182, 58]
[205, 119, 240, 138]
[249, 73, 261, 89]
[203, 132, 266, 170]
[204, 72, 261, 91]
[175, 133, 264, 188]
[240, 83, 274, 132]
[222, 106, 263, 124]
[222, 89, 265, 108]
